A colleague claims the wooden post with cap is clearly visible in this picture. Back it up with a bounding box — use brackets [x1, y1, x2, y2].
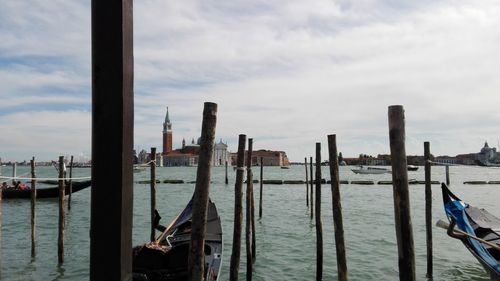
[30, 157, 37, 258]
[58, 156, 65, 264]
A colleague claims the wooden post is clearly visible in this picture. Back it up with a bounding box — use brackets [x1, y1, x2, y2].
[58, 156, 65, 265]
[246, 138, 254, 281]
[310, 156, 314, 219]
[315, 143, 323, 281]
[259, 157, 263, 219]
[68, 155, 74, 211]
[150, 147, 157, 242]
[188, 102, 218, 281]
[251, 153, 256, 263]
[445, 165, 450, 186]
[31, 157, 37, 259]
[305, 157, 309, 207]
[388, 105, 415, 281]
[90, 0, 134, 279]
[230, 134, 246, 281]
[225, 160, 229, 185]
[12, 162, 17, 185]
[327, 135, 348, 281]
[424, 142, 432, 278]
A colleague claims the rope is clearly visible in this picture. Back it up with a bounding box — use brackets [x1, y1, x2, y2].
[235, 167, 245, 171]
[0, 176, 91, 181]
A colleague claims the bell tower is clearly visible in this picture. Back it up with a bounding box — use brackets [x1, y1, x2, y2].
[162, 107, 173, 155]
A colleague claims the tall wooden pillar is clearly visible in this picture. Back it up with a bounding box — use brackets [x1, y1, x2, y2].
[90, 0, 134, 280]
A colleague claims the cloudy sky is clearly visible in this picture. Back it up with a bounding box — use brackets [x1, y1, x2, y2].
[1, 0, 499, 162]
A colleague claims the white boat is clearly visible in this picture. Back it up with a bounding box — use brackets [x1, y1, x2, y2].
[351, 165, 391, 174]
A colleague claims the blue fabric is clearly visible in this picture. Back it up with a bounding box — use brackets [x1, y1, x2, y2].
[445, 200, 500, 274]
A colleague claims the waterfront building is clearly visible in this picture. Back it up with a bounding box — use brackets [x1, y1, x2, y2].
[230, 149, 290, 166]
[161, 108, 228, 167]
[435, 155, 457, 165]
[475, 141, 500, 166]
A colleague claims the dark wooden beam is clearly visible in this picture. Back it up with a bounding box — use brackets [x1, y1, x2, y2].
[90, 0, 134, 279]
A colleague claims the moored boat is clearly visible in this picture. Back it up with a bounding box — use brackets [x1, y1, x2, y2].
[1, 180, 91, 199]
[440, 183, 500, 280]
[407, 165, 419, 171]
[133, 198, 222, 281]
[351, 165, 391, 174]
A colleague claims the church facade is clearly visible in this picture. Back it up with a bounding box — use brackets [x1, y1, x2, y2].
[161, 108, 228, 167]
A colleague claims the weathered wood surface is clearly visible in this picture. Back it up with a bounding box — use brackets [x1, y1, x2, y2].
[305, 157, 309, 207]
[424, 141, 432, 278]
[188, 102, 218, 281]
[315, 143, 323, 281]
[246, 138, 254, 281]
[310, 156, 314, 220]
[230, 134, 246, 281]
[58, 156, 65, 264]
[150, 147, 157, 242]
[328, 135, 348, 281]
[259, 157, 263, 219]
[68, 155, 74, 210]
[90, 0, 134, 279]
[30, 157, 36, 258]
[388, 105, 415, 281]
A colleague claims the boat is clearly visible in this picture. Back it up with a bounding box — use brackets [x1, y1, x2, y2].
[280, 166, 290, 169]
[407, 165, 419, 171]
[134, 165, 147, 173]
[1, 180, 91, 199]
[133, 198, 222, 281]
[351, 165, 391, 174]
[440, 183, 500, 280]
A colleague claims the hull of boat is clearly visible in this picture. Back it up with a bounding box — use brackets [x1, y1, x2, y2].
[1, 180, 91, 199]
[133, 199, 222, 281]
[441, 184, 500, 280]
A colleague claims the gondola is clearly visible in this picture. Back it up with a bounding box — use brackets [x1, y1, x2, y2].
[133, 198, 222, 281]
[1, 180, 91, 199]
[441, 183, 500, 280]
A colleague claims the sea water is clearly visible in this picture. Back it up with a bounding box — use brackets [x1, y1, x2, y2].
[1, 164, 499, 280]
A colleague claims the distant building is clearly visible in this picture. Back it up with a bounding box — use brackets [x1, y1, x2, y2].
[475, 141, 500, 166]
[161, 108, 228, 167]
[162, 107, 173, 155]
[435, 155, 457, 165]
[230, 150, 289, 166]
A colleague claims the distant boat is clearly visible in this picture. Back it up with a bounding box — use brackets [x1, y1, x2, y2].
[133, 165, 147, 173]
[281, 166, 290, 169]
[407, 165, 419, 171]
[440, 183, 500, 280]
[351, 166, 391, 174]
[2, 180, 91, 199]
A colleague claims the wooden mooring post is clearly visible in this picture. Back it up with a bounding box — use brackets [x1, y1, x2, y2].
[12, 162, 17, 185]
[246, 138, 254, 281]
[445, 165, 450, 186]
[150, 147, 157, 242]
[30, 157, 37, 258]
[188, 102, 217, 281]
[68, 155, 74, 211]
[230, 134, 246, 281]
[424, 142, 432, 278]
[225, 160, 229, 184]
[327, 135, 348, 281]
[58, 156, 65, 265]
[259, 157, 263, 219]
[90, 0, 134, 278]
[388, 105, 415, 281]
[315, 143, 323, 281]
[310, 156, 314, 220]
[305, 157, 309, 207]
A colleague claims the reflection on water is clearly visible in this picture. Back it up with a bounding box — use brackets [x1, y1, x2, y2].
[1, 165, 498, 280]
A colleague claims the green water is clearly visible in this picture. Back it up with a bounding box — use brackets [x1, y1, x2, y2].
[1, 165, 499, 280]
